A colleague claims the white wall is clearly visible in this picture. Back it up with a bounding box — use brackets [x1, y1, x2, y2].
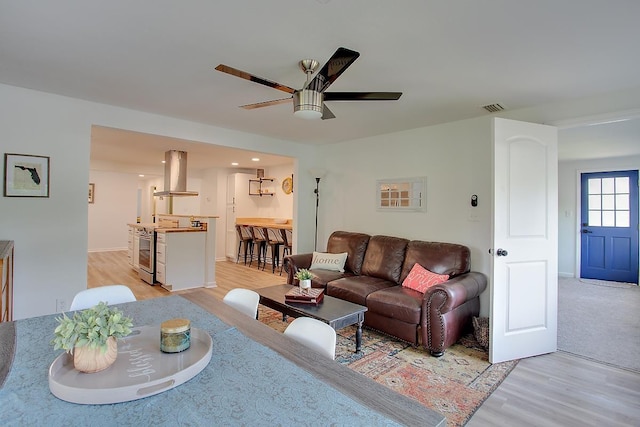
[0, 83, 316, 319]
[319, 116, 494, 314]
[240, 165, 294, 219]
[558, 155, 640, 277]
[88, 170, 138, 251]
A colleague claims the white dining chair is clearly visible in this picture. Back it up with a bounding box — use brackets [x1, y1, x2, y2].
[69, 285, 137, 311]
[284, 317, 337, 360]
[223, 288, 260, 319]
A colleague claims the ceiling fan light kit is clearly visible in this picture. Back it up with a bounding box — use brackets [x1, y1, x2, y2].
[215, 47, 402, 120]
[293, 90, 323, 119]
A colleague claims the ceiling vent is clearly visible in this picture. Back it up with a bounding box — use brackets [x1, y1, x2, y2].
[482, 103, 506, 113]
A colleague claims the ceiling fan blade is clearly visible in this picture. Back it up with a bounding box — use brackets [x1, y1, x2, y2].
[215, 64, 296, 94]
[240, 97, 292, 110]
[324, 92, 403, 101]
[306, 47, 360, 93]
[321, 104, 335, 120]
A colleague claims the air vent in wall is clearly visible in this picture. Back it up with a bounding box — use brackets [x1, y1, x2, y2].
[482, 103, 506, 113]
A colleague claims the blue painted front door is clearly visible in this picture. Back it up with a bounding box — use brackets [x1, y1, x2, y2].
[580, 170, 639, 283]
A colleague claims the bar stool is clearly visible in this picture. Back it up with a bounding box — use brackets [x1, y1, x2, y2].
[280, 228, 293, 275]
[265, 227, 284, 274]
[235, 225, 253, 265]
[250, 226, 268, 269]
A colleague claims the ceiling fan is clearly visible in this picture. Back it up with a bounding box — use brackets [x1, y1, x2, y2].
[215, 47, 402, 120]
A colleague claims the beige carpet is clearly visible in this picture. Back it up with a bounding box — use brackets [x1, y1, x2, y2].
[558, 277, 640, 372]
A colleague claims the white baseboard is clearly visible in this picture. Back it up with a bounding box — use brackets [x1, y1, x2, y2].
[558, 272, 575, 278]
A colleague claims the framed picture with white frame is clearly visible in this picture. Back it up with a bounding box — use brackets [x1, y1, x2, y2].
[376, 176, 426, 212]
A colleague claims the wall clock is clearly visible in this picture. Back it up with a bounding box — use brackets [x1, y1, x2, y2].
[282, 176, 293, 194]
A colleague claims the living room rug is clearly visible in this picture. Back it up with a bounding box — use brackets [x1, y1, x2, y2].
[258, 307, 518, 427]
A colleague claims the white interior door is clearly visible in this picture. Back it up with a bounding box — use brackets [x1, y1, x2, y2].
[490, 117, 558, 363]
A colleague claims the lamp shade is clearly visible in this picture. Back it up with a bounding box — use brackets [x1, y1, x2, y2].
[309, 168, 327, 179]
[293, 90, 323, 119]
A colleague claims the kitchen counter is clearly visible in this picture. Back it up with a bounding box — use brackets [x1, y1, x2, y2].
[127, 223, 155, 229]
[236, 217, 292, 230]
[156, 227, 206, 233]
[127, 223, 206, 233]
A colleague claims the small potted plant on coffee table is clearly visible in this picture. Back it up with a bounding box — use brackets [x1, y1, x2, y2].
[294, 269, 314, 293]
[51, 302, 133, 373]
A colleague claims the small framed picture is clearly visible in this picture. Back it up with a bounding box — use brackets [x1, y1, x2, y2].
[88, 183, 95, 204]
[4, 153, 50, 198]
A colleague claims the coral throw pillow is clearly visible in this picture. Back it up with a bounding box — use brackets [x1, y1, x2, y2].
[401, 263, 449, 293]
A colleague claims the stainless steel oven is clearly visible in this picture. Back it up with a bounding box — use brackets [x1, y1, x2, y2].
[138, 228, 155, 284]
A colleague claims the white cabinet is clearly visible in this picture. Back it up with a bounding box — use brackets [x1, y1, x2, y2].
[127, 226, 140, 269]
[127, 227, 133, 266]
[155, 231, 206, 292]
[133, 230, 140, 269]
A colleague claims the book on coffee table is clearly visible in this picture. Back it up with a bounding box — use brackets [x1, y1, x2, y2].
[285, 287, 324, 305]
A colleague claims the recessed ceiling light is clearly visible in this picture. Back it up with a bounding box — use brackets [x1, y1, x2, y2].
[231, 162, 239, 166]
[161, 160, 166, 164]
[251, 158, 260, 162]
[139, 174, 145, 177]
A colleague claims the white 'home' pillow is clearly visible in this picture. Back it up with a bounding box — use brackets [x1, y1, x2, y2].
[310, 251, 348, 273]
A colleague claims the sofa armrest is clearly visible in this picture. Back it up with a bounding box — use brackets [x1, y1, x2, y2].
[422, 272, 487, 314]
[283, 253, 314, 284]
[421, 271, 487, 356]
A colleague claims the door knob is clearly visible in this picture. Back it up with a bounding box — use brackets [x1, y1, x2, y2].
[496, 248, 508, 257]
[581, 229, 592, 234]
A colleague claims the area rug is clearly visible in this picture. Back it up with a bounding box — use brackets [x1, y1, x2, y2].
[258, 307, 518, 427]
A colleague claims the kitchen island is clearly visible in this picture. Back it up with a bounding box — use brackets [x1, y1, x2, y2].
[128, 214, 218, 291]
[157, 214, 219, 290]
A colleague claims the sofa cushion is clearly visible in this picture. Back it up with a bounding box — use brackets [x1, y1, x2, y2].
[400, 241, 470, 283]
[360, 235, 409, 284]
[308, 269, 351, 289]
[310, 251, 348, 272]
[366, 286, 423, 325]
[402, 263, 449, 293]
[326, 231, 370, 275]
[327, 276, 395, 306]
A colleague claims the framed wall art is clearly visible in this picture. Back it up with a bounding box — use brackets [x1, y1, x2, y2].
[376, 176, 426, 212]
[88, 183, 95, 203]
[4, 153, 50, 198]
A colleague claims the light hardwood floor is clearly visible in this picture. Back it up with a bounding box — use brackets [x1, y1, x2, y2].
[88, 251, 640, 427]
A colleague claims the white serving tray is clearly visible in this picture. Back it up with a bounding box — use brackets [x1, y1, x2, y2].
[49, 326, 212, 404]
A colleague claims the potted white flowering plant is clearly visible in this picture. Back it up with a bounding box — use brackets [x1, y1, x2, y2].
[294, 269, 314, 292]
[51, 302, 133, 373]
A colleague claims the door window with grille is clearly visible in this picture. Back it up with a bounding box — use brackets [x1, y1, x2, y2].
[587, 176, 630, 227]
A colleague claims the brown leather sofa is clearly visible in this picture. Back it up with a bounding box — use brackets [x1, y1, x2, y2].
[284, 231, 487, 356]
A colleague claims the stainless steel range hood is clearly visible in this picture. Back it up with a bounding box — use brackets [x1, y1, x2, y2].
[153, 150, 199, 197]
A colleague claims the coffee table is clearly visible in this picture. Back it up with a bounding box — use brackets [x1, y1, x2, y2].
[257, 284, 368, 353]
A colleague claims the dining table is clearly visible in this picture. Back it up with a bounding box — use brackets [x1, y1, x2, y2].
[0, 289, 445, 426]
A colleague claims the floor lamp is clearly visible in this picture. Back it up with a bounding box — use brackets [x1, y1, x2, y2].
[310, 169, 326, 251]
[314, 177, 320, 251]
